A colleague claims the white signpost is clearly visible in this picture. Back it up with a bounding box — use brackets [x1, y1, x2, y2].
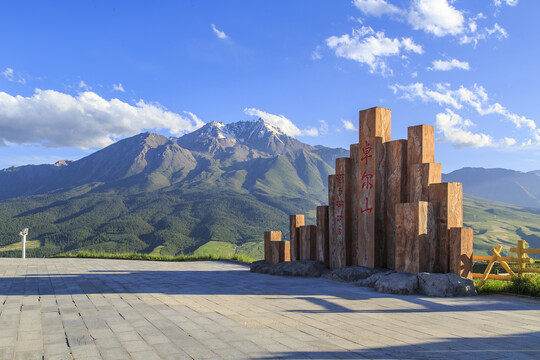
[19, 228, 28, 259]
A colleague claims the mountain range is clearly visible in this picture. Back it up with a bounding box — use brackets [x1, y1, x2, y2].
[0, 119, 347, 258]
[443, 167, 540, 209]
[0, 119, 539, 258]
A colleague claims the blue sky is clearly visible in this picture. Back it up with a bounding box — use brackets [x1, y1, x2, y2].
[1, 0, 539, 173]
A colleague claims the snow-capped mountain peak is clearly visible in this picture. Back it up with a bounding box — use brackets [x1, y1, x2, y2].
[177, 118, 309, 155]
[201, 119, 285, 141]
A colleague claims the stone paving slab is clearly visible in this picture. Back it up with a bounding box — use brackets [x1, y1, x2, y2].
[0, 258, 539, 359]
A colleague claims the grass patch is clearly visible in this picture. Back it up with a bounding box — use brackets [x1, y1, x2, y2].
[0, 240, 41, 252]
[475, 274, 540, 297]
[474, 278, 513, 294]
[55, 250, 254, 263]
[193, 241, 236, 258]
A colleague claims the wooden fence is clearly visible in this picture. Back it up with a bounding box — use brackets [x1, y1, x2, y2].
[473, 240, 540, 287]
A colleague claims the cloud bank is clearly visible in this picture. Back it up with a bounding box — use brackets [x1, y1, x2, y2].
[0, 89, 205, 149]
[354, 0, 509, 45]
[390, 82, 538, 147]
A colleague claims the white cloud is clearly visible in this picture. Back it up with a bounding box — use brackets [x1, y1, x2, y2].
[341, 119, 357, 131]
[318, 120, 329, 135]
[435, 109, 494, 148]
[460, 22, 508, 45]
[243, 108, 320, 137]
[429, 58, 470, 71]
[407, 0, 465, 37]
[211, 24, 228, 39]
[391, 82, 538, 147]
[400, 37, 424, 54]
[113, 83, 125, 92]
[353, 0, 402, 17]
[325, 27, 423, 76]
[352, 0, 509, 45]
[503, 137, 517, 146]
[2, 68, 26, 84]
[78, 81, 91, 90]
[0, 89, 205, 149]
[493, 0, 518, 7]
[391, 82, 536, 130]
[311, 46, 323, 60]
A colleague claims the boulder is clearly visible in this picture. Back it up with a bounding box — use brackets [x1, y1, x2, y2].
[272, 260, 329, 277]
[250, 260, 273, 274]
[324, 266, 391, 282]
[250, 260, 328, 278]
[373, 272, 419, 295]
[417, 272, 477, 297]
[355, 272, 389, 288]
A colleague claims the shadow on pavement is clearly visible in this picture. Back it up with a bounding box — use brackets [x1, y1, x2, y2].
[1, 263, 538, 314]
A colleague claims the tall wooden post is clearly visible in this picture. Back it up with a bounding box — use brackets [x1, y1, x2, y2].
[330, 158, 351, 268]
[407, 125, 438, 203]
[264, 231, 282, 265]
[349, 143, 360, 266]
[279, 241, 291, 263]
[299, 225, 317, 260]
[384, 139, 407, 270]
[429, 182, 463, 273]
[316, 205, 330, 266]
[408, 163, 441, 202]
[449, 227, 473, 279]
[289, 215, 304, 261]
[357, 107, 391, 268]
[395, 202, 437, 273]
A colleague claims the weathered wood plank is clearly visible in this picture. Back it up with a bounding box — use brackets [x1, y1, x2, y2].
[300, 225, 317, 261]
[428, 182, 463, 273]
[395, 202, 436, 273]
[289, 215, 305, 261]
[358, 107, 391, 268]
[316, 205, 330, 266]
[264, 231, 281, 264]
[331, 157, 351, 268]
[408, 163, 442, 202]
[407, 125, 434, 166]
[449, 227, 473, 279]
[384, 139, 407, 270]
[349, 143, 360, 266]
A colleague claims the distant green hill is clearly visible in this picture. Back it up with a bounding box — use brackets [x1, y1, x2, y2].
[463, 194, 540, 258]
[1, 189, 539, 260]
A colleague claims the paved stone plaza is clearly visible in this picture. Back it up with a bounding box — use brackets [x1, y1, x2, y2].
[0, 258, 539, 359]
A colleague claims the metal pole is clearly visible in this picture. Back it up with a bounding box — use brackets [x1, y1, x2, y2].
[19, 228, 28, 259]
[22, 234, 26, 259]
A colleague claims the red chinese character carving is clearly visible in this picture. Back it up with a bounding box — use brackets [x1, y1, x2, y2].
[336, 174, 345, 185]
[335, 200, 344, 207]
[361, 140, 372, 165]
[338, 187, 343, 196]
[361, 197, 373, 214]
[361, 171, 373, 189]
[336, 215, 343, 223]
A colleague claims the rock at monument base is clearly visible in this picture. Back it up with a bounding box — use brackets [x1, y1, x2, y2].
[324, 266, 392, 282]
[355, 272, 392, 288]
[417, 272, 476, 297]
[373, 272, 419, 295]
[250, 260, 273, 274]
[250, 260, 328, 277]
[250, 261, 477, 297]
